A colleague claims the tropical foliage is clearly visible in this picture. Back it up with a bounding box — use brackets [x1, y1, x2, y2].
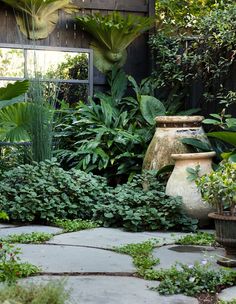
[76, 12, 154, 73]
[2, 0, 77, 39]
[0, 80, 29, 109]
[54, 68, 167, 183]
[0, 81, 31, 142]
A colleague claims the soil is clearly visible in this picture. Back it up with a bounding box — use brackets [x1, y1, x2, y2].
[197, 293, 218, 304]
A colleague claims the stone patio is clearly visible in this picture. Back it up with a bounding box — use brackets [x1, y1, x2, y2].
[0, 224, 235, 303]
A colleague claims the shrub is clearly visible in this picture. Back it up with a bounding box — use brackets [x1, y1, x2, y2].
[0, 159, 107, 223]
[54, 68, 154, 184]
[92, 172, 198, 232]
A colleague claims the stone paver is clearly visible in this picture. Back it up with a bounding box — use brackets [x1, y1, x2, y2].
[153, 244, 225, 269]
[0, 225, 62, 237]
[22, 276, 198, 304]
[19, 244, 135, 273]
[218, 286, 236, 302]
[47, 227, 189, 248]
[0, 225, 226, 303]
[0, 224, 17, 229]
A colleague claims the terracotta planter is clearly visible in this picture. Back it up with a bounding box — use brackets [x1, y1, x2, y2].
[143, 116, 209, 170]
[209, 212, 236, 267]
[165, 152, 216, 226]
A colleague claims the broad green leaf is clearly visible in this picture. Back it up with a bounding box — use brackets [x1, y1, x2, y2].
[140, 95, 166, 125]
[128, 76, 140, 100]
[177, 108, 201, 116]
[207, 131, 236, 147]
[221, 151, 236, 163]
[203, 119, 220, 125]
[180, 138, 212, 152]
[226, 118, 236, 129]
[0, 80, 29, 101]
[229, 153, 236, 163]
[209, 114, 221, 119]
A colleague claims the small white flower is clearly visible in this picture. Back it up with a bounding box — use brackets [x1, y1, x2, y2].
[188, 264, 194, 269]
[201, 260, 208, 265]
[189, 277, 195, 283]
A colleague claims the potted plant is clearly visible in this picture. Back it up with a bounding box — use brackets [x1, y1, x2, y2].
[196, 161, 236, 266]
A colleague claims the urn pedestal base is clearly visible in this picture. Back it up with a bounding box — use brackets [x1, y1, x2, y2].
[209, 212, 236, 267]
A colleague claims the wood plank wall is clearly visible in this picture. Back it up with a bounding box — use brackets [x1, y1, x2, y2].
[0, 0, 155, 89]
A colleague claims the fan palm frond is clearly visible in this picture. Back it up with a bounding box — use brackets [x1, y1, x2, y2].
[0, 102, 32, 142]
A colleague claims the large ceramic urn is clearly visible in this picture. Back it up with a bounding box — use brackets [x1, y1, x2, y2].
[165, 152, 216, 226]
[143, 116, 209, 170]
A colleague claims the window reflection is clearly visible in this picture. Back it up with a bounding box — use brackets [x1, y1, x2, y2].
[0, 46, 91, 103]
[26, 50, 88, 81]
[0, 48, 24, 78]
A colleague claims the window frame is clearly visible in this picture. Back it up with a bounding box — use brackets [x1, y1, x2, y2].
[0, 43, 94, 97]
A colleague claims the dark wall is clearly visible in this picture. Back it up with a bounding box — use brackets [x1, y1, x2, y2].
[0, 0, 155, 90]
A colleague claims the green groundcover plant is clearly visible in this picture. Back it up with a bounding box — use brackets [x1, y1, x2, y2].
[0, 160, 197, 232]
[0, 159, 107, 223]
[92, 172, 198, 232]
[0, 232, 53, 244]
[176, 232, 216, 246]
[116, 240, 236, 297]
[114, 240, 160, 277]
[54, 219, 99, 233]
[149, 261, 236, 296]
[0, 242, 39, 283]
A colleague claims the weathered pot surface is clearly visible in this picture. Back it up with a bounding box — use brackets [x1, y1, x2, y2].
[166, 152, 216, 226]
[209, 212, 236, 267]
[143, 115, 209, 170]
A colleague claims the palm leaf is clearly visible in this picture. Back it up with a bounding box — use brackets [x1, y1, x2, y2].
[0, 103, 32, 142]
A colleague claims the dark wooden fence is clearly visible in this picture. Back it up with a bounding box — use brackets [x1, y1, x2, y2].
[0, 0, 155, 90]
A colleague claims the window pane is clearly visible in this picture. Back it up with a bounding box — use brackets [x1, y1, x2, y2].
[56, 82, 88, 105]
[0, 48, 24, 78]
[26, 50, 89, 81]
[27, 82, 88, 106]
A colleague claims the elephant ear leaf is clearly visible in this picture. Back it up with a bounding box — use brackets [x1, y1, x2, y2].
[0, 80, 29, 109]
[140, 95, 166, 125]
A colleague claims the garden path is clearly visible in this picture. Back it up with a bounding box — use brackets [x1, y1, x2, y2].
[0, 224, 235, 303]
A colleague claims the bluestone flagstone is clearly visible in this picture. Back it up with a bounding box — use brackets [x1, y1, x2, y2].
[47, 227, 189, 249]
[22, 276, 199, 304]
[18, 244, 135, 273]
[0, 225, 62, 237]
